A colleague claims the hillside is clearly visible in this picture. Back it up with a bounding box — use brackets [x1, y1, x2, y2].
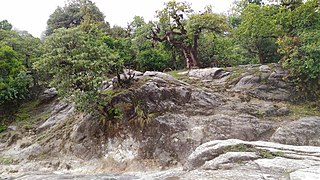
[1, 64, 320, 179]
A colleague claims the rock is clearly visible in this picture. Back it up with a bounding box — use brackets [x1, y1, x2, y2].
[271, 116, 320, 146]
[39, 87, 57, 103]
[104, 135, 139, 163]
[249, 87, 291, 101]
[144, 71, 177, 82]
[112, 70, 144, 85]
[177, 71, 188, 75]
[18, 143, 43, 159]
[37, 103, 74, 132]
[7, 126, 17, 131]
[124, 69, 143, 77]
[202, 152, 259, 170]
[186, 139, 320, 172]
[290, 166, 320, 180]
[238, 64, 262, 68]
[255, 157, 318, 174]
[234, 75, 260, 90]
[6, 132, 21, 147]
[259, 65, 271, 72]
[276, 106, 290, 116]
[188, 68, 230, 80]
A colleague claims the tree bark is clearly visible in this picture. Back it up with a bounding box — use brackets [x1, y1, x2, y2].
[182, 46, 198, 69]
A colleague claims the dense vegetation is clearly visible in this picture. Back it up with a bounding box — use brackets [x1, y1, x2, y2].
[1, 0, 319, 130]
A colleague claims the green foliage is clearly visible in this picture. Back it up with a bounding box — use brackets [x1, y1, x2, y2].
[198, 33, 249, 67]
[235, 4, 283, 64]
[46, 0, 108, 36]
[0, 156, 13, 165]
[0, 124, 7, 133]
[103, 35, 133, 68]
[137, 47, 171, 72]
[277, 0, 320, 99]
[0, 20, 12, 31]
[35, 26, 117, 114]
[134, 103, 153, 127]
[0, 44, 32, 106]
[224, 144, 284, 159]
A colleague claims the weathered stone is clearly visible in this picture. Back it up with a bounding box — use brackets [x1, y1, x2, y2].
[234, 75, 260, 90]
[188, 68, 230, 80]
[290, 166, 320, 180]
[38, 103, 74, 132]
[276, 106, 290, 116]
[7, 126, 17, 131]
[259, 65, 271, 72]
[143, 71, 176, 81]
[249, 87, 291, 101]
[124, 69, 143, 77]
[186, 139, 320, 172]
[39, 87, 57, 102]
[202, 152, 259, 170]
[2, 64, 317, 179]
[271, 116, 320, 146]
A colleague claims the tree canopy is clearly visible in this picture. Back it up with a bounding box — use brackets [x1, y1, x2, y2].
[45, 0, 108, 36]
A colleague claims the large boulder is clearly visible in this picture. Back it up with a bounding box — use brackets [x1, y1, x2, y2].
[185, 139, 320, 179]
[271, 116, 320, 146]
[188, 68, 230, 80]
[233, 75, 261, 91]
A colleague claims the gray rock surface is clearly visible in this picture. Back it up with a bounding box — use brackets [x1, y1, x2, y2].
[3, 139, 320, 180]
[259, 65, 271, 72]
[37, 103, 74, 132]
[143, 71, 177, 81]
[1, 65, 319, 179]
[188, 68, 230, 80]
[290, 166, 320, 180]
[39, 87, 57, 102]
[201, 152, 259, 170]
[271, 116, 320, 146]
[234, 75, 260, 90]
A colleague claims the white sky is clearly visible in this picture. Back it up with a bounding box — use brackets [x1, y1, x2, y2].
[0, 0, 234, 38]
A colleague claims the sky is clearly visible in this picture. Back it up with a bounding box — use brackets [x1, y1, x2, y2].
[0, 0, 234, 38]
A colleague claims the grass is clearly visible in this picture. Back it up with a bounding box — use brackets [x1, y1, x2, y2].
[224, 144, 284, 159]
[15, 100, 39, 122]
[0, 124, 7, 133]
[0, 156, 13, 165]
[287, 102, 320, 119]
[10, 99, 54, 130]
[273, 101, 320, 121]
[166, 69, 189, 81]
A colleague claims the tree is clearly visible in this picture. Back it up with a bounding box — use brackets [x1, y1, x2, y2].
[45, 0, 108, 36]
[109, 25, 128, 39]
[34, 26, 117, 115]
[235, 4, 283, 63]
[277, 0, 320, 99]
[150, 1, 226, 69]
[187, 6, 228, 66]
[0, 20, 12, 31]
[0, 44, 31, 106]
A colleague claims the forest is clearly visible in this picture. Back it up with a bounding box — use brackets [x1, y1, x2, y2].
[1, 0, 319, 131]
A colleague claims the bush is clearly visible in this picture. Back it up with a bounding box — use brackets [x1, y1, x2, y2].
[0, 45, 31, 106]
[136, 48, 170, 71]
[277, 31, 320, 99]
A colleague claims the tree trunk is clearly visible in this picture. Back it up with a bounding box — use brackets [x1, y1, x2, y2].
[182, 48, 191, 69]
[189, 46, 198, 68]
[255, 41, 264, 64]
[172, 48, 177, 70]
[182, 46, 198, 69]
[193, 34, 199, 62]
